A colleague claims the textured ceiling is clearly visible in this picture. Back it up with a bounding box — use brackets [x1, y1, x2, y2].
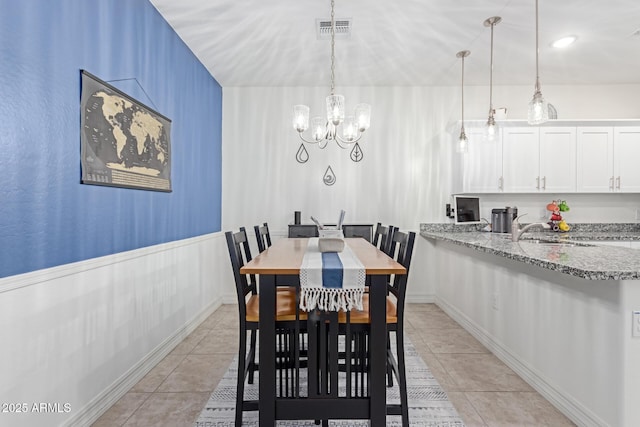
[149, 0, 640, 87]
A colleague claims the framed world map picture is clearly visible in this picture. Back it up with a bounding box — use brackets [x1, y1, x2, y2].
[80, 70, 172, 192]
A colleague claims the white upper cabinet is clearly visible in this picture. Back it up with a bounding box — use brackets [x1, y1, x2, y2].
[502, 127, 576, 193]
[577, 126, 640, 192]
[576, 127, 614, 192]
[457, 122, 639, 194]
[502, 127, 539, 192]
[613, 127, 640, 192]
[539, 128, 577, 193]
[461, 127, 503, 193]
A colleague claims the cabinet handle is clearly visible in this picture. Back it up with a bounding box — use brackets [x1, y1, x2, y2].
[610, 176, 614, 190]
[499, 176, 503, 190]
[542, 176, 546, 190]
[616, 176, 621, 190]
[536, 176, 540, 190]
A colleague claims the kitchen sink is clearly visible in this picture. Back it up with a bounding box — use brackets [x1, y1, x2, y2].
[518, 238, 594, 247]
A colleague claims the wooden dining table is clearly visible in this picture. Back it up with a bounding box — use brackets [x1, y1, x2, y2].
[240, 237, 406, 426]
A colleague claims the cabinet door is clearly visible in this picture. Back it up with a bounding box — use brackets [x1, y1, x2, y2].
[576, 127, 614, 192]
[614, 127, 640, 192]
[502, 127, 540, 192]
[462, 127, 503, 193]
[539, 127, 577, 192]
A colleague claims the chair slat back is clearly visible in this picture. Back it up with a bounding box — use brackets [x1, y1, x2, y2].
[373, 223, 396, 257]
[225, 229, 257, 313]
[254, 222, 272, 253]
[342, 224, 373, 242]
[387, 231, 416, 311]
[288, 224, 319, 237]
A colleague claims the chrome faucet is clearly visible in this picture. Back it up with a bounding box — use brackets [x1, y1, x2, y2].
[511, 214, 551, 242]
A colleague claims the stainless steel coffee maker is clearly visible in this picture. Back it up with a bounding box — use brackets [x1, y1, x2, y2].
[491, 207, 518, 233]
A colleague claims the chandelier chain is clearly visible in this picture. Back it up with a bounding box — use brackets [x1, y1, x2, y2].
[330, 0, 336, 95]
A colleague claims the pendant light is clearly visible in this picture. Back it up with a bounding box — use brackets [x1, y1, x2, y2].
[527, 0, 549, 124]
[456, 50, 470, 154]
[484, 16, 501, 142]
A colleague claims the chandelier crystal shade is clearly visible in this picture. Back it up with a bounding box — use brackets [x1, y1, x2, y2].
[292, 0, 371, 154]
[456, 50, 470, 154]
[527, 0, 549, 125]
[484, 16, 501, 142]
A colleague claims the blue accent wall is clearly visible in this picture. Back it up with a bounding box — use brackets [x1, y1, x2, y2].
[0, 0, 222, 278]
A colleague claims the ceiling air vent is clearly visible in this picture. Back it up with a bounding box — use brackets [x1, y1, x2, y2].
[316, 18, 352, 39]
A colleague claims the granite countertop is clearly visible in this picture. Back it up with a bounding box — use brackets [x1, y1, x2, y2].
[420, 223, 640, 280]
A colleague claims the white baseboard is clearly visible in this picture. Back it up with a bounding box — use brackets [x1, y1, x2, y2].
[436, 296, 610, 427]
[405, 292, 435, 304]
[65, 297, 224, 427]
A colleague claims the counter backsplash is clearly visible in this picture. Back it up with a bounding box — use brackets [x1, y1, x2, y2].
[420, 222, 640, 233]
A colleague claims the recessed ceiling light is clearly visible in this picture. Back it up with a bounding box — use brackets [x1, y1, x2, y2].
[551, 36, 577, 48]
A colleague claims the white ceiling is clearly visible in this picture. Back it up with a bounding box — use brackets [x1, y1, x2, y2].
[149, 0, 640, 87]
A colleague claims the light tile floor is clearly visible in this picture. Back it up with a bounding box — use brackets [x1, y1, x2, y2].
[93, 303, 575, 427]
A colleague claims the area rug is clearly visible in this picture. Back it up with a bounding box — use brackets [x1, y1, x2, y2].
[194, 336, 465, 426]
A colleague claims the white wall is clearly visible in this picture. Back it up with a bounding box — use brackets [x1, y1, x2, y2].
[222, 86, 455, 232]
[3, 82, 639, 427]
[221, 84, 640, 232]
[0, 233, 233, 427]
[477, 193, 640, 223]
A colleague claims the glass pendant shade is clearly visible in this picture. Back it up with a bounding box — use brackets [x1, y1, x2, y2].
[293, 105, 310, 132]
[527, 0, 550, 125]
[457, 129, 469, 154]
[342, 116, 357, 141]
[311, 117, 326, 141]
[355, 103, 371, 132]
[528, 91, 549, 124]
[485, 115, 498, 142]
[483, 16, 501, 143]
[326, 94, 345, 125]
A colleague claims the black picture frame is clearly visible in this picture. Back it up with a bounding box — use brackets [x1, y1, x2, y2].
[80, 70, 172, 192]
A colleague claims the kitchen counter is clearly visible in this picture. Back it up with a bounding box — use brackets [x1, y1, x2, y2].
[420, 223, 640, 280]
[420, 222, 640, 426]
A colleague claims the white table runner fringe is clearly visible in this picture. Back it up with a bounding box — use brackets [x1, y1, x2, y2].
[299, 238, 366, 312]
[300, 287, 364, 312]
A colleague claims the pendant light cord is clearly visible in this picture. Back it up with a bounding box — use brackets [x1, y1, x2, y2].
[534, 0, 541, 93]
[489, 21, 495, 113]
[461, 54, 465, 127]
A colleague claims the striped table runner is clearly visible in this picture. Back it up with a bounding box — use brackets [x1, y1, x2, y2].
[299, 238, 366, 312]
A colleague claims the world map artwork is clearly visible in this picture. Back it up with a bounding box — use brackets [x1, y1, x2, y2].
[80, 71, 172, 191]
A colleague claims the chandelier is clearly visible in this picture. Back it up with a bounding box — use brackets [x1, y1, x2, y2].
[292, 0, 371, 162]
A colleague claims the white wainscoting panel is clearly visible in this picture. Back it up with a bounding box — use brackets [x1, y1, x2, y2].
[0, 232, 233, 427]
[424, 236, 628, 427]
